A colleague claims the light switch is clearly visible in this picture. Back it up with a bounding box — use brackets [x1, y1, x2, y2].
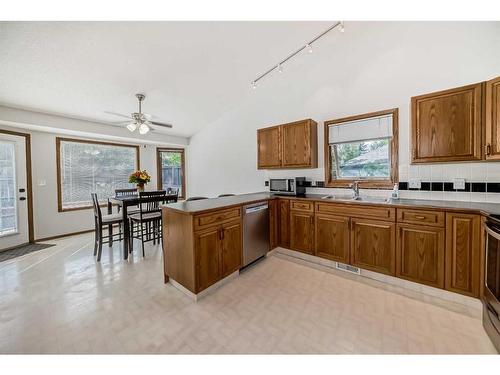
[453, 178, 465, 190]
[409, 178, 421, 189]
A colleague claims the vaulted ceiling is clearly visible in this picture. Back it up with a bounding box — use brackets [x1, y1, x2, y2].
[0, 21, 333, 137]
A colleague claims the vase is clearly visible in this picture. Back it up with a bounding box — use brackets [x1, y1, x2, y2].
[137, 183, 145, 192]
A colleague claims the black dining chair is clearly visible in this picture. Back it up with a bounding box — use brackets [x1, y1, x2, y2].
[218, 194, 235, 197]
[91, 193, 124, 261]
[114, 188, 139, 214]
[129, 190, 167, 257]
[165, 188, 179, 203]
[186, 196, 208, 201]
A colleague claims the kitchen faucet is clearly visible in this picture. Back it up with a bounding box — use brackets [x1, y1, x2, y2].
[350, 181, 360, 199]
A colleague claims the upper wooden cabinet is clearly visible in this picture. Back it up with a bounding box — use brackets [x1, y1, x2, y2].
[485, 76, 500, 160]
[257, 119, 318, 169]
[411, 82, 483, 163]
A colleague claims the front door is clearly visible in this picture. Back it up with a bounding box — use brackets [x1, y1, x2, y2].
[0, 133, 29, 250]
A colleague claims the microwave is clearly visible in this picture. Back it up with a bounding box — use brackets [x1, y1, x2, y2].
[269, 177, 306, 196]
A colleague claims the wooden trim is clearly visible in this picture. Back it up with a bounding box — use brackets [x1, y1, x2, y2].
[36, 228, 95, 242]
[156, 147, 186, 199]
[324, 108, 399, 189]
[56, 137, 140, 212]
[0, 129, 34, 243]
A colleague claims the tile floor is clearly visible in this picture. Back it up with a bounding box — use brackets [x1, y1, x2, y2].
[0, 233, 497, 354]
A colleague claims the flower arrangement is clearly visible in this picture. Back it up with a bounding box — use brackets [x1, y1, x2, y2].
[129, 170, 151, 190]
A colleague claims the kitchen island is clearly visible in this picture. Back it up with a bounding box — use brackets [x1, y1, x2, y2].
[162, 192, 500, 300]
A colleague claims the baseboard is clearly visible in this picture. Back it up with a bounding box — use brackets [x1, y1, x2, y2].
[36, 228, 94, 242]
[169, 270, 240, 301]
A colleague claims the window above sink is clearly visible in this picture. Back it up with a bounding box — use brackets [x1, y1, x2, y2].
[324, 108, 399, 189]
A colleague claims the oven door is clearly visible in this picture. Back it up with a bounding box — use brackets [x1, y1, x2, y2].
[484, 224, 500, 320]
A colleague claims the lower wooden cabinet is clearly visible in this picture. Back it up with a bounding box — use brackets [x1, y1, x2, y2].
[278, 199, 290, 248]
[445, 213, 481, 297]
[290, 210, 314, 254]
[351, 218, 396, 276]
[269, 199, 278, 250]
[314, 214, 350, 263]
[195, 219, 242, 292]
[396, 223, 445, 288]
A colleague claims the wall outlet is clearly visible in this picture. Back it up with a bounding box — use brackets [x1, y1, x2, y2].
[408, 178, 421, 189]
[264, 181, 269, 187]
[453, 178, 465, 190]
[311, 180, 317, 187]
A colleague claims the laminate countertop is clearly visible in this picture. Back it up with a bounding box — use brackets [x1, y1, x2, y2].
[161, 192, 500, 216]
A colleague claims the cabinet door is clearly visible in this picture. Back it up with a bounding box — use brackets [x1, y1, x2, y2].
[269, 199, 278, 250]
[290, 211, 314, 254]
[351, 218, 396, 276]
[411, 82, 483, 163]
[221, 220, 242, 278]
[195, 227, 221, 292]
[257, 126, 281, 169]
[282, 120, 317, 168]
[445, 213, 481, 297]
[396, 224, 445, 288]
[278, 199, 290, 248]
[315, 214, 350, 263]
[486, 76, 500, 160]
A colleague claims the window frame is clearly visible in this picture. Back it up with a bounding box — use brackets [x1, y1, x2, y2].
[156, 147, 186, 199]
[56, 137, 140, 212]
[324, 108, 399, 189]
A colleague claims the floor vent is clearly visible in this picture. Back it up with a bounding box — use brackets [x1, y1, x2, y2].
[335, 262, 361, 275]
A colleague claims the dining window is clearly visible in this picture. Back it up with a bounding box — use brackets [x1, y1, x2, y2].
[57, 138, 139, 211]
[324, 109, 399, 188]
[157, 148, 185, 199]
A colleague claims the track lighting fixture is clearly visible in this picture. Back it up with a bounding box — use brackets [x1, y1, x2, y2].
[250, 22, 344, 89]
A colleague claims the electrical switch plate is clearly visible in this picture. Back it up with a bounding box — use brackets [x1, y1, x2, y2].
[409, 178, 421, 189]
[453, 178, 465, 190]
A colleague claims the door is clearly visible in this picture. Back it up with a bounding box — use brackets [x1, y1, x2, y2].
[278, 199, 290, 248]
[221, 220, 242, 277]
[282, 120, 312, 167]
[396, 224, 445, 288]
[290, 211, 314, 254]
[157, 148, 186, 199]
[445, 213, 481, 297]
[0, 133, 29, 250]
[485, 76, 500, 160]
[195, 227, 221, 292]
[315, 214, 350, 263]
[351, 218, 396, 275]
[411, 82, 483, 163]
[257, 126, 281, 169]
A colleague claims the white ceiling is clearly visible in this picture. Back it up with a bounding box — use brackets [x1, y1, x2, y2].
[0, 21, 333, 138]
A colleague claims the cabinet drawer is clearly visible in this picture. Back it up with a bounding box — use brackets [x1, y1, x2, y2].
[315, 202, 395, 221]
[194, 207, 241, 230]
[397, 209, 444, 227]
[290, 200, 314, 212]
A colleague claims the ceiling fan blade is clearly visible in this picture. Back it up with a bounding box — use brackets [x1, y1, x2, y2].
[104, 111, 132, 120]
[151, 121, 173, 129]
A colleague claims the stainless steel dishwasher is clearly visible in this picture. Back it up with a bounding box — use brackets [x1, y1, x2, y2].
[242, 202, 269, 267]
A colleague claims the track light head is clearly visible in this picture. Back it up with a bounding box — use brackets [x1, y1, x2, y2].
[339, 21, 345, 33]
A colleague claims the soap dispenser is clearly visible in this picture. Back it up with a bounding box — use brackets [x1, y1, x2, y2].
[391, 183, 399, 199]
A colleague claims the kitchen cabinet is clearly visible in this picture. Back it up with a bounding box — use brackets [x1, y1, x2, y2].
[445, 213, 481, 297]
[278, 199, 290, 248]
[315, 214, 350, 263]
[351, 218, 396, 276]
[290, 210, 314, 254]
[269, 199, 278, 250]
[257, 126, 281, 168]
[485, 76, 500, 160]
[221, 220, 242, 278]
[257, 119, 318, 169]
[396, 223, 445, 288]
[411, 82, 483, 163]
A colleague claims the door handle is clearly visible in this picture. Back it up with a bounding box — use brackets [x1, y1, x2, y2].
[19, 188, 25, 193]
[19, 197, 26, 201]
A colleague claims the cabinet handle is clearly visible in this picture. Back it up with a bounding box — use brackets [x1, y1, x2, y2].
[414, 215, 426, 220]
[486, 143, 492, 156]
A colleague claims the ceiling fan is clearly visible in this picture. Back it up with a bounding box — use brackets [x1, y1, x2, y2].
[105, 94, 173, 135]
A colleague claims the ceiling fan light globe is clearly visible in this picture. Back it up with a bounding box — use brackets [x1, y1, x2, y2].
[127, 122, 138, 132]
[138, 123, 150, 135]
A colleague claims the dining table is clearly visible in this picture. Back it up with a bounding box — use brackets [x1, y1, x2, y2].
[107, 192, 178, 259]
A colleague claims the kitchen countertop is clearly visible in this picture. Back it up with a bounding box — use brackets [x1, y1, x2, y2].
[161, 191, 500, 216]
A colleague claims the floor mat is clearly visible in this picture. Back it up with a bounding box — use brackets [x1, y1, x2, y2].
[0, 243, 56, 262]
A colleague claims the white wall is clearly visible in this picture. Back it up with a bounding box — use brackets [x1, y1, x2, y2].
[187, 22, 500, 201]
[0, 110, 187, 240]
